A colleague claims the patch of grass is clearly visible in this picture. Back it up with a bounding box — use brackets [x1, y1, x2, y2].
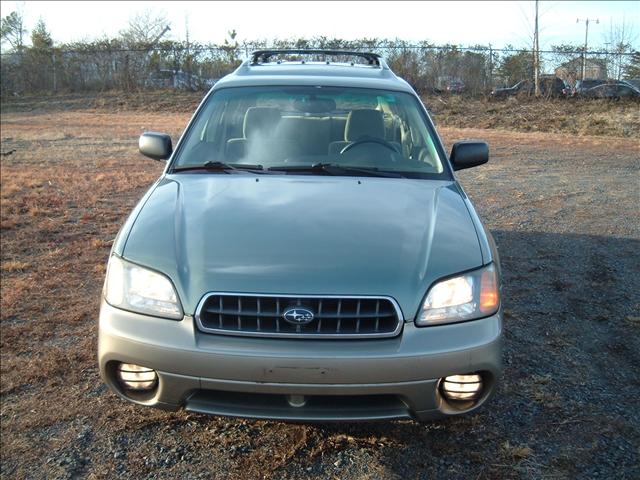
[27, 205, 48, 217]
[501, 441, 534, 461]
[625, 316, 640, 326]
[1, 260, 30, 272]
[90, 238, 112, 250]
[424, 94, 640, 138]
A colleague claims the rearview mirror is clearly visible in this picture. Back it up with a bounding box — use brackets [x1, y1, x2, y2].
[293, 97, 337, 113]
[450, 141, 489, 171]
[139, 132, 172, 161]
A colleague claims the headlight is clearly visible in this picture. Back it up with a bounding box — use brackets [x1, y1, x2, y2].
[416, 264, 499, 326]
[104, 255, 183, 320]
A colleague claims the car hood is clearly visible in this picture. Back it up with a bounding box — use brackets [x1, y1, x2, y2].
[122, 174, 483, 319]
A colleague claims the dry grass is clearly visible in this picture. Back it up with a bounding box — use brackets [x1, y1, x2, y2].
[0, 109, 180, 478]
[2, 90, 638, 138]
[501, 442, 534, 461]
[424, 94, 640, 138]
[1, 260, 30, 272]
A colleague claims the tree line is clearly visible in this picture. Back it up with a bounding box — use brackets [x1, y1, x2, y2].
[1, 11, 638, 96]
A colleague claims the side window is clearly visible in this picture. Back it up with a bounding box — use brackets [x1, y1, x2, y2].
[618, 86, 631, 96]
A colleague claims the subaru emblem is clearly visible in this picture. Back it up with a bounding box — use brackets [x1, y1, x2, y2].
[283, 307, 315, 325]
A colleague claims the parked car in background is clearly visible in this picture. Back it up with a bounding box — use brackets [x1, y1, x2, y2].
[490, 79, 530, 98]
[540, 76, 570, 97]
[491, 77, 567, 99]
[445, 80, 465, 94]
[572, 79, 607, 97]
[146, 69, 217, 91]
[582, 82, 640, 100]
[621, 79, 640, 91]
[434, 76, 465, 94]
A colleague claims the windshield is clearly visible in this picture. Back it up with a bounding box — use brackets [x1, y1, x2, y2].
[172, 86, 448, 179]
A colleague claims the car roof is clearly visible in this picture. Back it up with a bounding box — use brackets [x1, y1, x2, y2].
[578, 79, 605, 84]
[211, 50, 415, 94]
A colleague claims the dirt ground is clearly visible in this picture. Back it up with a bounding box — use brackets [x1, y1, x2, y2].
[1, 102, 639, 479]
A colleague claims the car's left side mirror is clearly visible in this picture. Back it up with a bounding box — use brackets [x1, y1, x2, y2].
[139, 132, 173, 161]
[450, 141, 489, 171]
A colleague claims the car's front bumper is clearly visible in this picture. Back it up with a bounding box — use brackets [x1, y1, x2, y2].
[98, 301, 502, 422]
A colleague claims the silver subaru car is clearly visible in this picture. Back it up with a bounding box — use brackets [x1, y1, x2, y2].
[98, 50, 502, 422]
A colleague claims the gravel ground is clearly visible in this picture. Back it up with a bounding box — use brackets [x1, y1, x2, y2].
[1, 110, 639, 479]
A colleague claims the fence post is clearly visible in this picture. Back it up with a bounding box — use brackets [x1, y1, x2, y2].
[52, 51, 57, 92]
[488, 44, 493, 91]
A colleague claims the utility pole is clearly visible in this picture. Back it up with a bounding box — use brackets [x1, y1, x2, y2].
[185, 14, 191, 89]
[534, 0, 540, 96]
[576, 17, 599, 80]
[488, 43, 493, 92]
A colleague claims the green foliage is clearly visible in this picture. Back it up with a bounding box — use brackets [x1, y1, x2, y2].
[20, 19, 55, 92]
[31, 19, 53, 50]
[498, 50, 534, 86]
[221, 29, 240, 65]
[551, 43, 582, 55]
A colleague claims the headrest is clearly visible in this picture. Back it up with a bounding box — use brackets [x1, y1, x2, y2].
[243, 107, 281, 140]
[345, 109, 385, 141]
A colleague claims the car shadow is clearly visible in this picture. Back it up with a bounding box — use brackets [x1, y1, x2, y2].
[273, 229, 640, 478]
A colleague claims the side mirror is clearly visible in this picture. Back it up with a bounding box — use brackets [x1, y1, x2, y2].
[450, 141, 489, 171]
[139, 132, 172, 161]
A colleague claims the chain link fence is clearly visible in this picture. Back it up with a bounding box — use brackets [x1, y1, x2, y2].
[1, 39, 636, 97]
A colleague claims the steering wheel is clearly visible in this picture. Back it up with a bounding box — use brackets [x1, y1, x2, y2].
[340, 137, 400, 155]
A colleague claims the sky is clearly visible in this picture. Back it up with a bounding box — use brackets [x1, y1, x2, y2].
[1, 1, 638, 52]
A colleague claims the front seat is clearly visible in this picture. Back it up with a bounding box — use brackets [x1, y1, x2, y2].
[226, 107, 282, 161]
[328, 109, 386, 155]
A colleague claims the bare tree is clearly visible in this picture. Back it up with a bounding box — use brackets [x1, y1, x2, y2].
[624, 50, 640, 79]
[0, 11, 26, 52]
[602, 18, 638, 80]
[117, 10, 171, 91]
[119, 9, 171, 47]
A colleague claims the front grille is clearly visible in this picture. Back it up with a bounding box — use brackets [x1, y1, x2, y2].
[195, 294, 403, 339]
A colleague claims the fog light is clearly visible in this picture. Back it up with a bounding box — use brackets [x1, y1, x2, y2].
[440, 373, 483, 401]
[117, 363, 157, 391]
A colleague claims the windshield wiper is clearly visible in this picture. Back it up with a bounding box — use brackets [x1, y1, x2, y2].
[172, 161, 265, 173]
[268, 163, 405, 178]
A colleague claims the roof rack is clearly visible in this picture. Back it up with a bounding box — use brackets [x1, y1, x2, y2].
[251, 49, 383, 66]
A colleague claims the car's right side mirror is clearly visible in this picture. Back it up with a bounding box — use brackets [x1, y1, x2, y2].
[450, 141, 489, 171]
[139, 132, 173, 161]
